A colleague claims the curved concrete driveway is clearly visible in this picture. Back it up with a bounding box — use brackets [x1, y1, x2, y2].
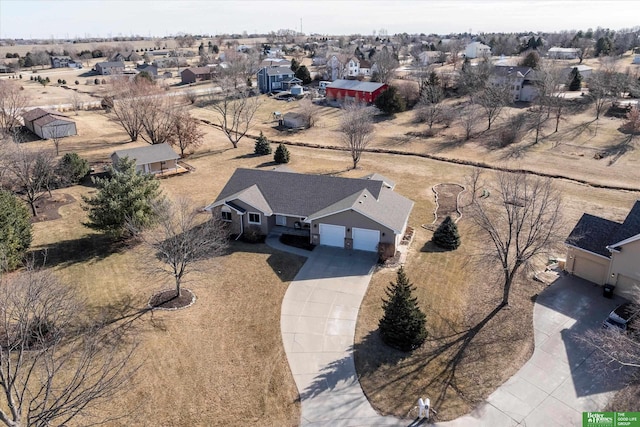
[271, 235, 629, 427]
[279, 244, 403, 426]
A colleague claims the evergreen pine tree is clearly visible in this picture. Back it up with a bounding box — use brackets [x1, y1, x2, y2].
[254, 131, 272, 155]
[432, 215, 461, 250]
[0, 190, 32, 271]
[274, 143, 290, 164]
[374, 86, 406, 114]
[378, 267, 427, 352]
[568, 67, 582, 91]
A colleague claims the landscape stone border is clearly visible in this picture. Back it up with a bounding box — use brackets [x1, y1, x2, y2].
[147, 288, 196, 311]
[422, 183, 465, 230]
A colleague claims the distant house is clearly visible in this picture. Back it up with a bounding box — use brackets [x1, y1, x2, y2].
[95, 61, 125, 75]
[465, 42, 491, 59]
[22, 108, 77, 140]
[111, 143, 181, 175]
[418, 51, 444, 66]
[260, 58, 291, 68]
[257, 66, 296, 93]
[548, 47, 580, 60]
[325, 80, 388, 104]
[180, 66, 215, 84]
[281, 112, 308, 129]
[562, 64, 593, 80]
[50, 56, 80, 69]
[327, 55, 347, 81]
[489, 66, 537, 102]
[136, 63, 158, 77]
[565, 200, 640, 298]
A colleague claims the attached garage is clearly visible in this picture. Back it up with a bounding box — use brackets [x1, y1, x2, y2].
[352, 227, 380, 252]
[572, 255, 608, 285]
[319, 224, 345, 248]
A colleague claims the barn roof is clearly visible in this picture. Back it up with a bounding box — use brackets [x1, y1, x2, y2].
[326, 79, 387, 93]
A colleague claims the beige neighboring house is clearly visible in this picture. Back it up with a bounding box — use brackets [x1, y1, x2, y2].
[465, 42, 491, 59]
[548, 47, 580, 60]
[205, 168, 413, 255]
[489, 66, 537, 102]
[565, 201, 640, 298]
[95, 61, 125, 75]
[111, 143, 180, 175]
[22, 108, 77, 139]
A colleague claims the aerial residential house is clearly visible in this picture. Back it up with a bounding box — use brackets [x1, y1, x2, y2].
[111, 143, 182, 175]
[548, 47, 580, 60]
[327, 55, 347, 81]
[489, 66, 537, 102]
[205, 168, 413, 254]
[565, 200, 640, 298]
[22, 108, 77, 140]
[465, 42, 491, 59]
[110, 51, 142, 62]
[50, 56, 81, 68]
[180, 66, 215, 84]
[136, 63, 158, 77]
[418, 50, 444, 66]
[257, 65, 296, 93]
[260, 58, 291, 68]
[325, 80, 388, 104]
[95, 61, 125, 75]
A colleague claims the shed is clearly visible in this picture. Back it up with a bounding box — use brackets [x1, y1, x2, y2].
[111, 143, 180, 175]
[281, 112, 308, 129]
[22, 108, 77, 140]
[325, 80, 388, 104]
[290, 85, 304, 96]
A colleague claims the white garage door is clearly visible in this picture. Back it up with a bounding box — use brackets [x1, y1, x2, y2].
[352, 227, 380, 252]
[573, 256, 607, 285]
[319, 224, 345, 248]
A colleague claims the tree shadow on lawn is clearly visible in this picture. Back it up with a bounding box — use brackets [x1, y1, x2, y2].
[352, 304, 506, 420]
[421, 240, 452, 253]
[32, 233, 133, 269]
[224, 239, 306, 283]
[602, 136, 634, 166]
[430, 136, 469, 154]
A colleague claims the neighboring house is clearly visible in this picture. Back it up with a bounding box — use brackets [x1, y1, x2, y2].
[257, 66, 296, 93]
[325, 80, 388, 104]
[565, 200, 640, 298]
[181, 66, 215, 84]
[632, 55, 640, 65]
[50, 56, 80, 68]
[548, 47, 580, 60]
[22, 108, 77, 140]
[153, 57, 188, 68]
[260, 58, 291, 68]
[327, 55, 347, 81]
[489, 66, 537, 102]
[111, 143, 181, 175]
[281, 112, 307, 128]
[418, 51, 444, 66]
[561, 64, 593, 80]
[136, 63, 158, 77]
[346, 57, 373, 77]
[95, 61, 125, 75]
[465, 42, 491, 59]
[205, 168, 414, 254]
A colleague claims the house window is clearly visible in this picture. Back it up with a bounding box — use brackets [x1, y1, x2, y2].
[248, 212, 261, 224]
[221, 211, 232, 222]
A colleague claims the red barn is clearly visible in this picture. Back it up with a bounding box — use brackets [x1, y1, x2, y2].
[325, 80, 388, 104]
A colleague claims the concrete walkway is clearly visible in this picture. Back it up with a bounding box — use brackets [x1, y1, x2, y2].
[270, 236, 629, 427]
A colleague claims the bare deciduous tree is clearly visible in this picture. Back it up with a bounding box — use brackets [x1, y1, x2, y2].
[416, 84, 444, 130]
[296, 98, 319, 128]
[476, 84, 512, 130]
[0, 80, 28, 134]
[69, 90, 83, 116]
[458, 103, 481, 141]
[0, 266, 137, 427]
[210, 77, 260, 148]
[339, 103, 374, 169]
[624, 106, 640, 144]
[171, 110, 204, 157]
[131, 198, 229, 299]
[469, 172, 564, 306]
[589, 71, 613, 120]
[140, 97, 176, 146]
[108, 78, 158, 142]
[4, 145, 55, 216]
[372, 47, 399, 84]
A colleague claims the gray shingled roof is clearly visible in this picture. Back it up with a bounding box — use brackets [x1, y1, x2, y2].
[361, 173, 395, 189]
[22, 108, 63, 123]
[112, 143, 179, 166]
[263, 66, 295, 77]
[566, 214, 620, 257]
[327, 80, 387, 93]
[609, 201, 640, 246]
[208, 169, 413, 224]
[492, 65, 534, 78]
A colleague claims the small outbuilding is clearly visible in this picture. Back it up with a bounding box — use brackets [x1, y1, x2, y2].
[111, 143, 181, 175]
[290, 84, 304, 96]
[281, 112, 308, 129]
[325, 80, 388, 104]
[22, 108, 77, 140]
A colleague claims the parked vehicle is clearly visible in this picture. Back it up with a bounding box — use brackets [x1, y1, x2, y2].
[602, 302, 640, 332]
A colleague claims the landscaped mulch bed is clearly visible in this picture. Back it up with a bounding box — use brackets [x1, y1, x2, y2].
[31, 193, 76, 223]
[423, 183, 464, 230]
[148, 289, 196, 310]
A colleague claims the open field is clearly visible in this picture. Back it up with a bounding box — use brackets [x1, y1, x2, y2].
[10, 71, 640, 424]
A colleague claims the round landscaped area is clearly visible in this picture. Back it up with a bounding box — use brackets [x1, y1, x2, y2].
[148, 289, 196, 310]
[423, 183, 465, 230]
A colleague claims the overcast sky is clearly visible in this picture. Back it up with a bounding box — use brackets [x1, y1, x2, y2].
[1, 0, 639, 40]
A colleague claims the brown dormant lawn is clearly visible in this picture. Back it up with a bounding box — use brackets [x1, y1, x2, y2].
[22, 90, 640, 424]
